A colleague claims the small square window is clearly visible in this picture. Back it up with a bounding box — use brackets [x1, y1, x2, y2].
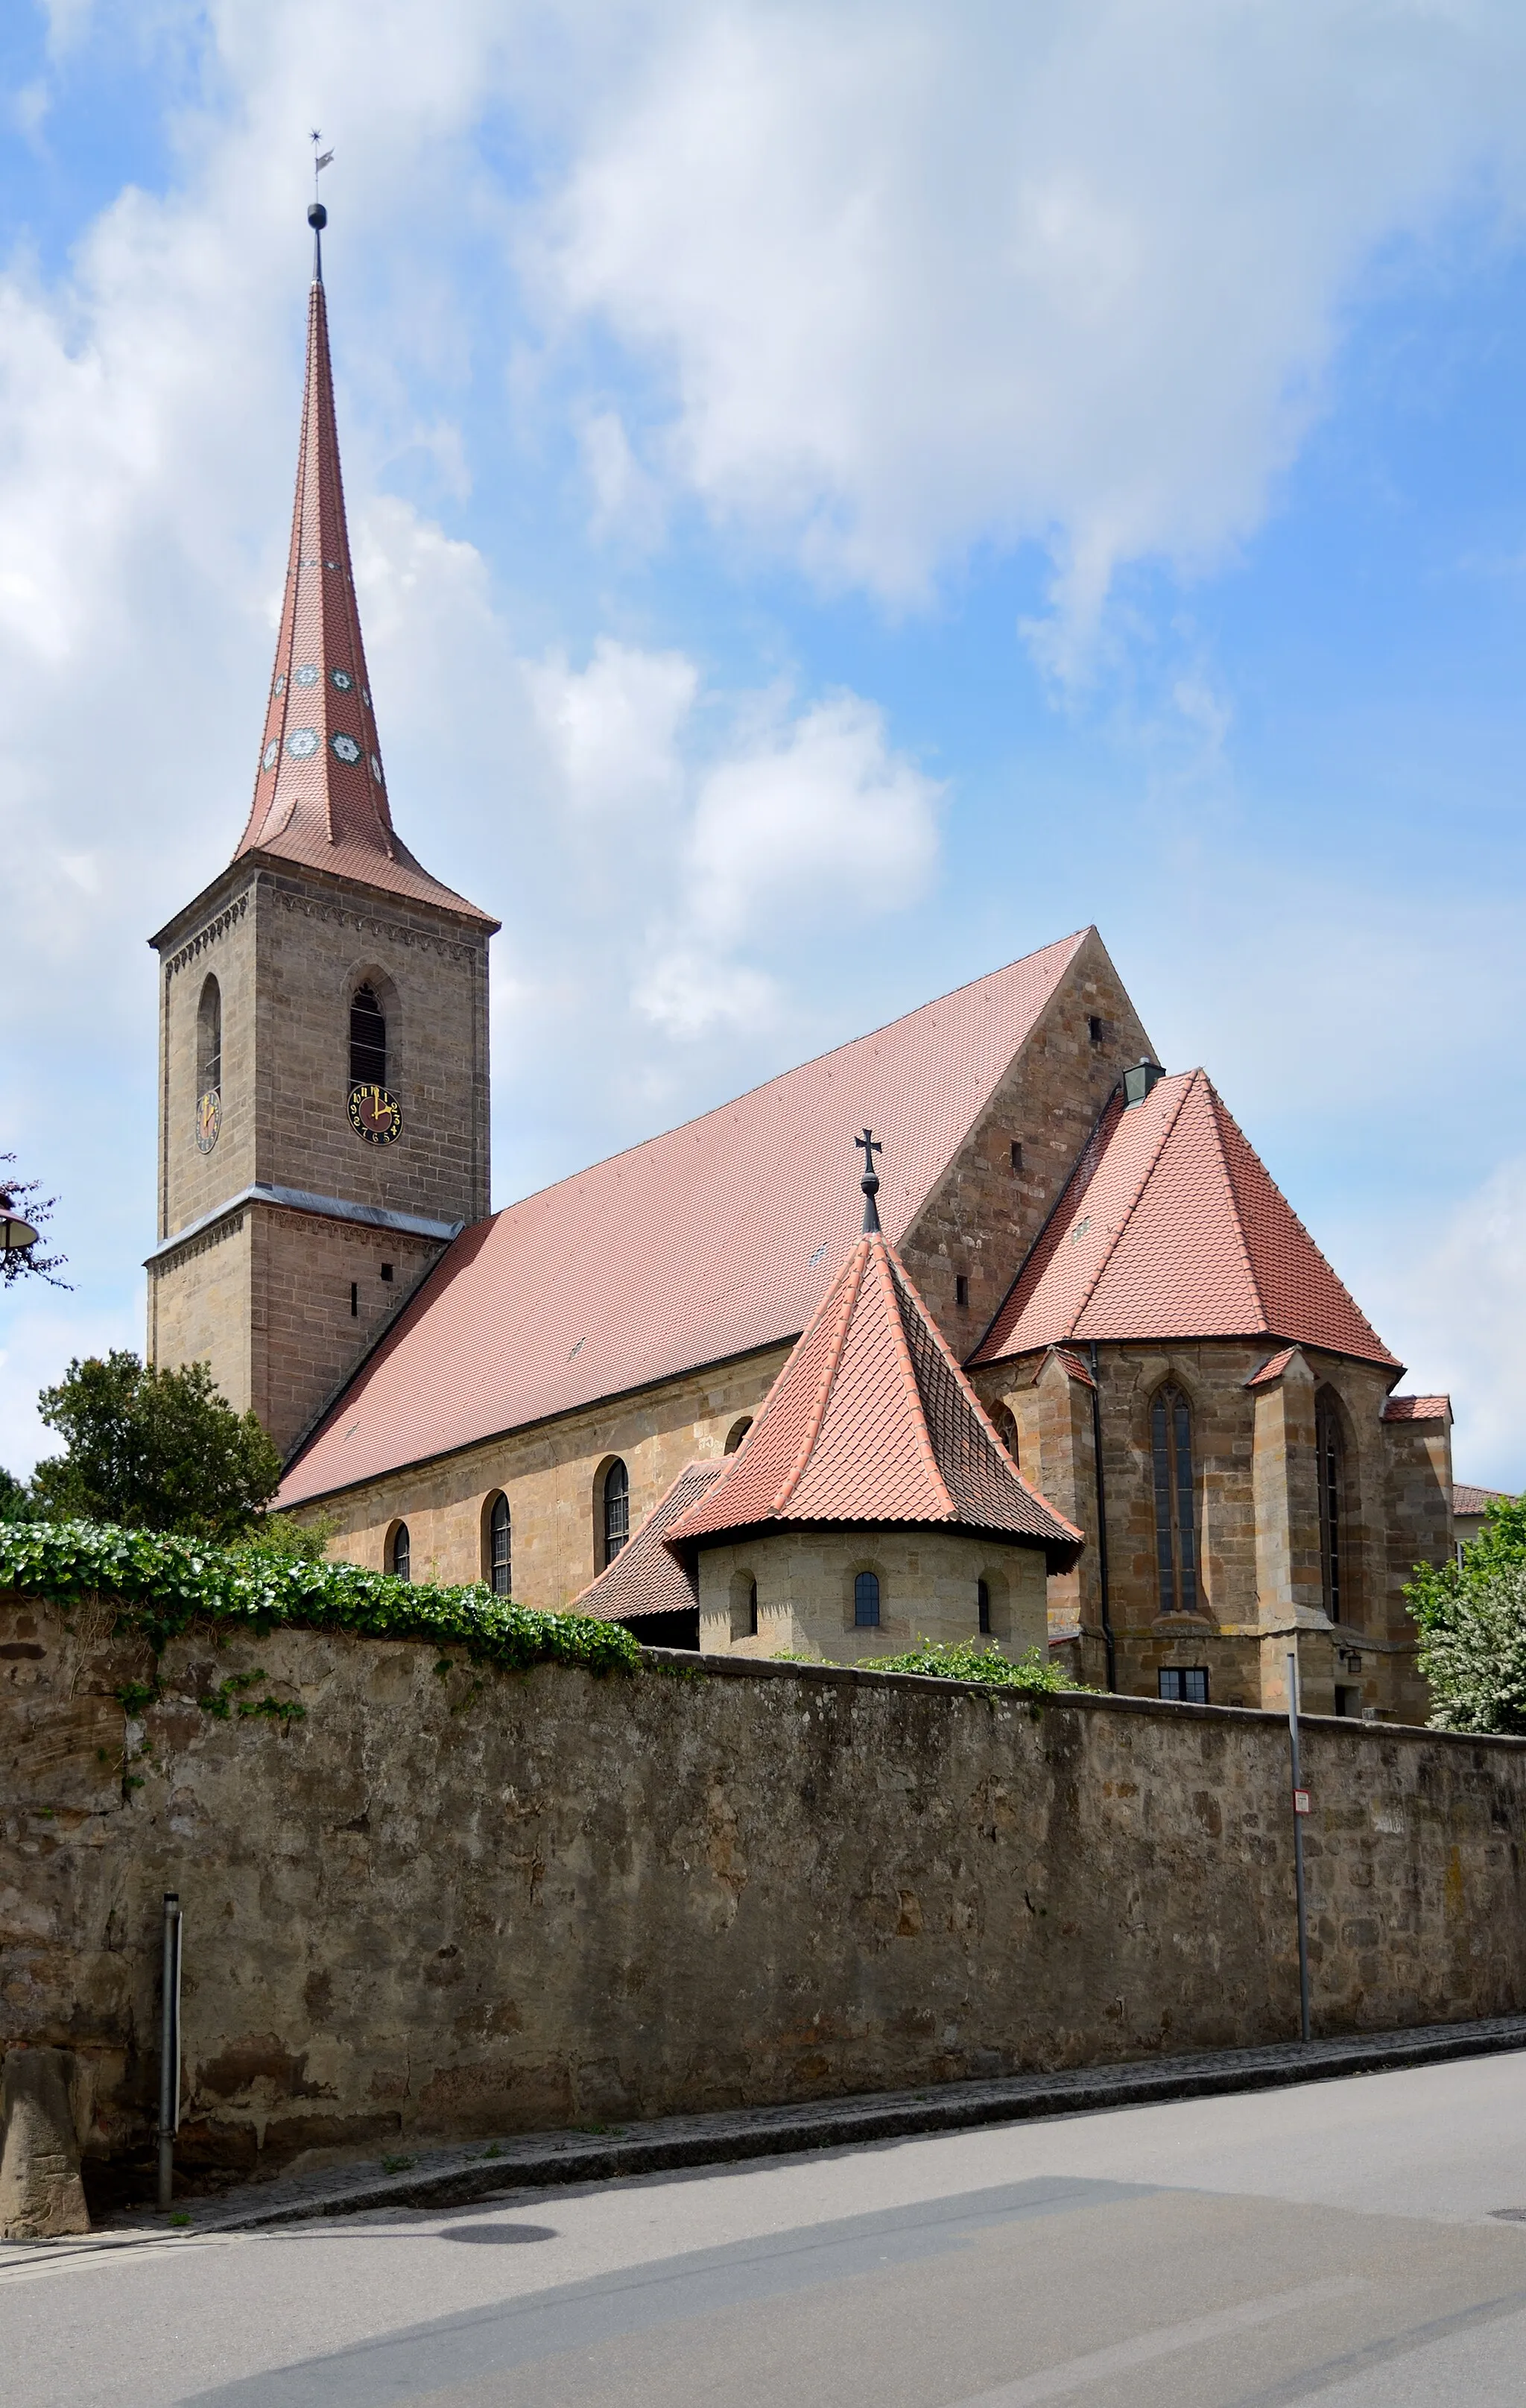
[955, 1274, 969, 1308]
[1087, 1014, 1106, 1044]
[349, 1281, 358, 1318]
[1159, 1666, 1209, 1704]
[381, 1263, 394, 1283]
[1010, 1141, 1023, 1172]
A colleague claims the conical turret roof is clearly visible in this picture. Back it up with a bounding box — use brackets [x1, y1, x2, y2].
[234, 231, 494, 926]
[665, 1230, 1081, 1564]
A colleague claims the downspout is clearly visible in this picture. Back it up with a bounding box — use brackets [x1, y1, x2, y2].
[1088, 1340, 1117, 1693]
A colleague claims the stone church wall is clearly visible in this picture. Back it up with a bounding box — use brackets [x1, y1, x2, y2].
[977, 1342, 1451, 1720]
[5, 1593, 1523, 2201]
[312, 1344, 794, 1602]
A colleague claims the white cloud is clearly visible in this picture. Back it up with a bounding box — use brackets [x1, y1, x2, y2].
[1387, 1158, 1526, 1494]
[536, 0, 1526, 647]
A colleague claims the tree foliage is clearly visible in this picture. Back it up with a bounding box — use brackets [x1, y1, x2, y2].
[0, 1155, 69, 1289]
[1406, 1495, 1526, 1734]
[29, 1353, 282, 1542]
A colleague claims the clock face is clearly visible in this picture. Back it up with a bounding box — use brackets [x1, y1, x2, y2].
[196, 1089, 221, 1153]
[349, 1083, 402, 1145]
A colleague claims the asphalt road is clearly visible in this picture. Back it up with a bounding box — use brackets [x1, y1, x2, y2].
[6, 2051, 1526, 2407]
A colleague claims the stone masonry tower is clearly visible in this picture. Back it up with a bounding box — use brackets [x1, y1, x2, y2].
[147, 206, 498, 1456]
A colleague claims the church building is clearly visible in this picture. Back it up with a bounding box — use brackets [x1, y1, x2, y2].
[147, 215, 1456, 1722]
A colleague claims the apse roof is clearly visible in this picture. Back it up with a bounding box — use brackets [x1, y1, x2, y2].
[232, 233, 493, 928]
[974, 1068, 1400, 1371]
[664, 1231, 1080, 1564]
[279, 931, 1092, 1503]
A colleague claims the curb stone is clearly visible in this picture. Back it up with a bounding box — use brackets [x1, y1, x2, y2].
[68, 2010, 1526, 2241]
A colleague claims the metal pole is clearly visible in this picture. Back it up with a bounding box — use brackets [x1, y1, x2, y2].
[157, 1892, 182, 2211]
[1286, 1653, 1311, 2044]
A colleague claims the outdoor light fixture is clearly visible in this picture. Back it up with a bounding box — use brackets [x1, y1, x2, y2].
[0, 1204, 38, 1253]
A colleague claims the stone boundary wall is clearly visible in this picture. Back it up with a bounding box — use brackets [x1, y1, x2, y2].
[3, 1590, 1524, 2205]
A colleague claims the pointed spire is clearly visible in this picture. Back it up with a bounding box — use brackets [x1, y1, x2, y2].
[855, 1127, 882, 1234]
[233, 208, 495, 927]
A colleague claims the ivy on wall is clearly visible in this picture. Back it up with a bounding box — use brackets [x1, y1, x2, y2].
[0, 1520, 640, 1676]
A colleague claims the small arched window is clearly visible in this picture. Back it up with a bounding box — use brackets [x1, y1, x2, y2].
[603, 1459, 630, 1564]
[1150, 1385, 1198, 1614]
[724, 1417, 753, 1455]
[854, 1570, 881, 1628]
[1316, 1391, 1346, 1622]
[197, 975, 222, 1096]
[350, 982, 387, 1088]
[488, 1494, 511, 1598]
[747, 1579, 759, 1636]
[978, 1578, 991, 1635]
[992, 1406, 1019, 1467]
[390, 1522, 411, 1582]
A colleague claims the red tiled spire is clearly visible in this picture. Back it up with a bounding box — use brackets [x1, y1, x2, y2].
[972, 1069, 1399, 1370]
[233, 221, 494, 926]
[665, 1230, 1080, 1563]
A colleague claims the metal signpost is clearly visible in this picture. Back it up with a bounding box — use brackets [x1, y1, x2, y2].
[158, 1892, 183, 2211]
[1286, 1651, 1311, 2044]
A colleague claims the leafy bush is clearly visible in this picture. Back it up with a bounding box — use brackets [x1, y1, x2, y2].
[1405, 1494, 1526, 1734]
[857, 1639, 1076, 1693]
[0, 1520, 639, 1678]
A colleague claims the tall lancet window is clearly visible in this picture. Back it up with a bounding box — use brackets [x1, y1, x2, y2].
[197, 976, 222, 1097]
[1150, 1385, 1199, 1614]
[1316, 1391, 1346, 1623]
[349, 983, 386, 1088]
[603, 1459, 630, 1565]
[488, 1494, 511, 1598]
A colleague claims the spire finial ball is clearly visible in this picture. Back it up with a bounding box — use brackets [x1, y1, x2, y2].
[308, 201, 328, 231]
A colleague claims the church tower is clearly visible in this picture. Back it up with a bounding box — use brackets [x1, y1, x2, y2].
[147, 206, 498, 1456]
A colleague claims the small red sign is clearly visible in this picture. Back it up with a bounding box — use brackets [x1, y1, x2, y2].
[1293, 1789, 1311, 1816]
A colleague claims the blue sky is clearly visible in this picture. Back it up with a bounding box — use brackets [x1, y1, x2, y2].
[4, 0, 1526, 1485]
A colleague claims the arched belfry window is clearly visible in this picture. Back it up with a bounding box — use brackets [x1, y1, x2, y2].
[488, 1494, 511, 1598]
[350, 982, 387, 1089]
[603, 1459, 630, 1565]
[1316, 1391, 1346, 1622]
[197, 976, 221, 1096]
[1150, 1385, 1198, 1614]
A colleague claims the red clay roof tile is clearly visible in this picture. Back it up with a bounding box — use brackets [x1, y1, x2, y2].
[574, 1461, 721, 1620]
[234, 257, 494, 928]
[1454, 1483, 1513, 1515]
[1381, 1394, 1450, 1423]
[1246, 1346, 1298, 1388]
[974, 1070, 1399, 1371]
[664, 1233, 1080, 1564]
[280, 933, 1092, 1503]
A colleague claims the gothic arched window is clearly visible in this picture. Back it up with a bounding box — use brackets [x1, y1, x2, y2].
[197, 975, 221, 1096]
[602, 1459, 630, 1564]
[1316, 1391, 1346, 1622]
[854, 1570, 881, 1628]
[724, 1417, 753, 1454]
[992, 1406, 1019, 1467]
[349, 982, 387, 1088]
[1150, 1385, 1198, 1614]
[487, 1493, 511, 1597]
[390, 1522, 411, 1582]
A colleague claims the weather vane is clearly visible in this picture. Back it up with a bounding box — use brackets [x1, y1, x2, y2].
[855, 1128, 883, 1235]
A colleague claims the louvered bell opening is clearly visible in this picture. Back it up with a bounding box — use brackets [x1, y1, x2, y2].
[1123, 1058, 1165, 1107]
